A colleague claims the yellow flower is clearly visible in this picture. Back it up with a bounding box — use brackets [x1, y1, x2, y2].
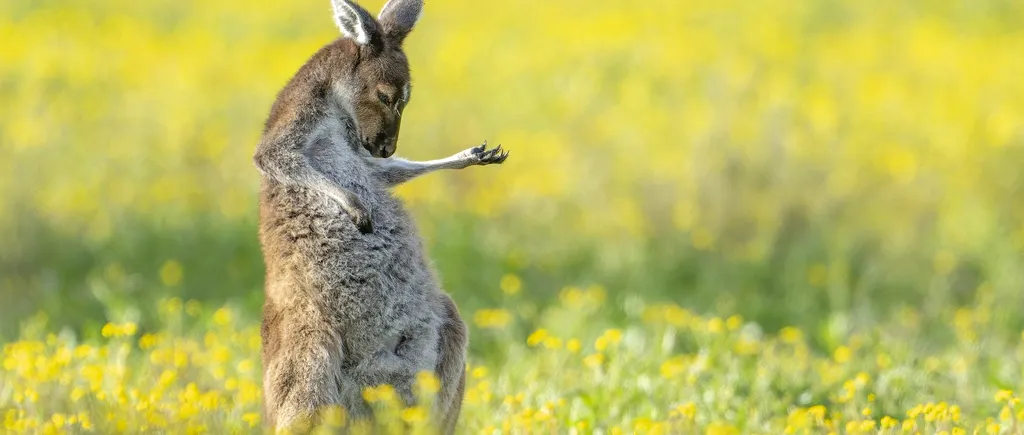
[101, 322, 137, 338]
[213, 308, 232, 326]
[995, 389, 1014, 403]
[242, 412, 261, 428]
[237, 359, 254, 374]
[161, 297, 183, 315]
[662, 305, 692, 328]
[499, 274, 522, 295]
[604, 329, 623, 344]
[585, 285, 607, 305]
[138, 333, 159, 350]
[726, 315, 743, 331]
[50, 414, 66, 427]
[400, 406, 427, 423]
[808, 405, 826, 422]
[705, 422, 738, 435]
[122, 322, 138, 336]
[471, 366, 488, 379]
[362, 385, 397, 403]
[527, 329, 549, 347]
[595, 329, 623, 351]
[559, 287, 584, 307]
[672, 402, 697, 421]
[473, 309, 512, 329]
[416, 371, 440, 395]
[660, 356, 687, 378]
[198, 391, 220, 410]
[779, 327, 803, 343]
[987, 422, 1001, 434]
[633, 417, 653, 432]
[833, 346, 851, 363]
[77, 413, 93, 431]
[160, 260, 184, 286]
[584, 353, 605, 368]
[707, 317, 724, 333]
[543, 337, 562, 349]
[876, 353, 892, 369]
[566, 338, 581, 353]
[907, 404, 923, 419]
[880, 416, 898, 429]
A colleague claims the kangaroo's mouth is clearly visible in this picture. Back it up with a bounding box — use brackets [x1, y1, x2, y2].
[364, 135, 396, 158]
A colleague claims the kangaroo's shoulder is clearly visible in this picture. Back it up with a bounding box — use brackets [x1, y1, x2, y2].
[262, 40, 359, 138]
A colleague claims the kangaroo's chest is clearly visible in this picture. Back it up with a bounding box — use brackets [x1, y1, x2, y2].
[268, 186, 438, 356]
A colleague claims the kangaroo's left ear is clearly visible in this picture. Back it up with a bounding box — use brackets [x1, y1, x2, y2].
[377, 0, 423, 45]
[330, 0, 380, 46]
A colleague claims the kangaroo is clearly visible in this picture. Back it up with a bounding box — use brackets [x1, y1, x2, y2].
[253, 0, 508, 432]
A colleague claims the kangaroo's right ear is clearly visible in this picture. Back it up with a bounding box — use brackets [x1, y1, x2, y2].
[330, 0, 380, 46]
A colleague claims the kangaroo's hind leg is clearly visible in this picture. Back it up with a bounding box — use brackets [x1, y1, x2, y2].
[262, 304, 347, 432]
[433, 293, 468, 435]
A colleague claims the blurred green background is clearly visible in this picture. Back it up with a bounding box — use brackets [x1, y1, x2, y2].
[2, 0, 1024, 350]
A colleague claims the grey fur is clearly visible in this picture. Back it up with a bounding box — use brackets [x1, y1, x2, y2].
[378, 0, 424, 44]
[254, 1, 507, 433]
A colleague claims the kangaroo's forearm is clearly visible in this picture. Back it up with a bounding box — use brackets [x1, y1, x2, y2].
[254, 138, 371, 232]
[256, 138, 351, 199]
[373, 155, 468, 187]
[372, 143, 507, 187]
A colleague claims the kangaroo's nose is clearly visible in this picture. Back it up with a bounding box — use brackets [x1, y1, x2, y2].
[381, 141, 396, 158]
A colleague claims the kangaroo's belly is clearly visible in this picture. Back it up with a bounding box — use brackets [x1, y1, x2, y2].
[259, 182, 443, 379]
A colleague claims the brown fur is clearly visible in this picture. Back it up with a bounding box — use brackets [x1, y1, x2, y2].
[253, 1, 507, 433]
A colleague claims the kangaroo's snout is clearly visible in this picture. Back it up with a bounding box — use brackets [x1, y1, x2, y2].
[366, 132, 396, 158]
[380, 140, 396, 158]
[374, 130, 396, 158]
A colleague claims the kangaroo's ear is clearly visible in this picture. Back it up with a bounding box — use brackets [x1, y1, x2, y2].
[330, 0, 380, 46]
[377, 0, 423, 45]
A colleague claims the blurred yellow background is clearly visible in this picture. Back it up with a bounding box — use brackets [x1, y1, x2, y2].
[3, 0, 1023, 328]
[2, 0, 1024, 432]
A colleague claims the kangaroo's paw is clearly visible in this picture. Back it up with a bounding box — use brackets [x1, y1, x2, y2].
[341, 199, 374, 234]
[351, 209, 373, 234]
[462, 141, 509, 166]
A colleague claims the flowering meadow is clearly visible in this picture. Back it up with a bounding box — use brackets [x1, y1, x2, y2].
[3, 0, 1024, 433]
[4, 292, 1024, 434]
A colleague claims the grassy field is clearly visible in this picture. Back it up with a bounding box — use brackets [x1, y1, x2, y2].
[3, 295, 1024, 433]
[3, 0, 1024, 433]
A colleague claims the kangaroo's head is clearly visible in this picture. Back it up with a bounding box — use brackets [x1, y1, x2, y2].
[331, 0, 422, 158]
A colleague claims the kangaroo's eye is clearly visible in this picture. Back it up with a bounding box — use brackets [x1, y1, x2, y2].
[377, 90, 391, 106]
